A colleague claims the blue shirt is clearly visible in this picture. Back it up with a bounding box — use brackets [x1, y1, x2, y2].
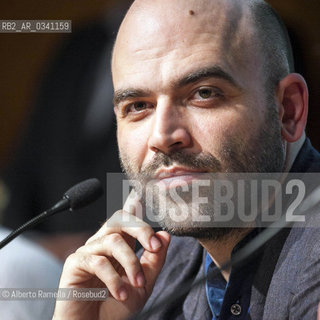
[205, 253, 226, 319]
[205, 229, 262, 320]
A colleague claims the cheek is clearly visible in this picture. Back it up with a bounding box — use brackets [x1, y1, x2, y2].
[117, 123, 149, 169]
[190, 109, 256, 154]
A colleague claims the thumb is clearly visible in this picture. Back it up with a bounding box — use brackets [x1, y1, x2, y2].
[140, 231, 170, 295]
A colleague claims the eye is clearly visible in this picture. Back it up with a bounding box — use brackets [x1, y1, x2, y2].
[126, 101, 153, 114]
[198, 88, 213, 99]
[194, 87, 223, 100]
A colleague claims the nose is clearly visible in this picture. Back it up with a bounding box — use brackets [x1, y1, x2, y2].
[148, 100, 191, 154]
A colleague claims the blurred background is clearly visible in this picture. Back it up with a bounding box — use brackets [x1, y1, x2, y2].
[0, 0, 319, 261]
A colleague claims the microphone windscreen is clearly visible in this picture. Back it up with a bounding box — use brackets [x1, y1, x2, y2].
[63, 178, 103, 210]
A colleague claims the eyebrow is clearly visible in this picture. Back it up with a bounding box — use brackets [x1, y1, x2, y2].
[113, 65, 240, 107]
[113, 88, 153, 107]
[176, 65, 240, 89]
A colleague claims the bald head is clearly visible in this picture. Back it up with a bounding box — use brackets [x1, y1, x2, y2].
[112, 0, 293, 97]
[113, 0, 253, 76]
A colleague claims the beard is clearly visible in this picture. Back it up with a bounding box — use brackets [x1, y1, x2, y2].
[119, 103, 285, 241]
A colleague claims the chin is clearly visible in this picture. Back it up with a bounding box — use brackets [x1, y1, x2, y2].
[159, 221, 237, 241]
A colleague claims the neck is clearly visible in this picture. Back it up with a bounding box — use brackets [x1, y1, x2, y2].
[283, 133, 306, 171]
[198, 228, 253, 281]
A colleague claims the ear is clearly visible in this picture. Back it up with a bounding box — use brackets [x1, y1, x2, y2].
[276, 73, 308, 143]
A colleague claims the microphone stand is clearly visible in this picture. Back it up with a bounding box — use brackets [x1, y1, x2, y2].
[0, 198, 70, 250]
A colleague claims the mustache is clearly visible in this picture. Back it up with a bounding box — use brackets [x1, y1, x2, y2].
[139, 151, 222, 178]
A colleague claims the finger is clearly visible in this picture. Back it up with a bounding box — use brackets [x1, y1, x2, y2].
[86, 189, 142, 242]
[139, 231, 171, 295]
[86, 211, 161, 252]
[77, 234, 146, 288]
[61, 253, 129, 302]
[123, 188, 141, 215]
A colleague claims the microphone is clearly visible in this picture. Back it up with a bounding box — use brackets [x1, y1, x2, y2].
[0, 178, 103, 250]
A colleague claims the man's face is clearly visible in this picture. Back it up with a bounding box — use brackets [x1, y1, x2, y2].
[112, 0, 285, 238]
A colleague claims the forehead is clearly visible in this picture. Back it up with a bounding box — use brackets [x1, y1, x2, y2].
[112, 0, 262, 91]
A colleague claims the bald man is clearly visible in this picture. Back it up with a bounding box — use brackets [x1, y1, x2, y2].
[53, 0, 320, 319]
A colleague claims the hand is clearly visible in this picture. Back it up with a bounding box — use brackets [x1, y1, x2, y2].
[52, 191, 171, 320]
